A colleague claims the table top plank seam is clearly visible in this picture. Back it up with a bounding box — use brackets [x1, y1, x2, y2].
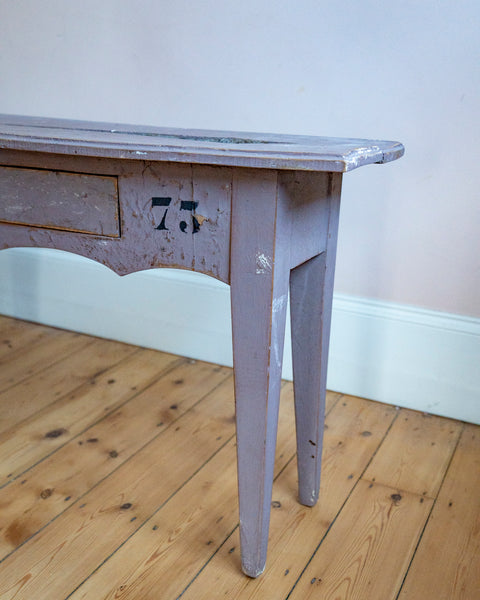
[0, 114, 404, 173]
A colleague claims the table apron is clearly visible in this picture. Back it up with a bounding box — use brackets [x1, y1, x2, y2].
[0, 151, 340, 282]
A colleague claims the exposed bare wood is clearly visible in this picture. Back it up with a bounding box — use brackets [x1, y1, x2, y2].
[0, 315, 45, 336]
[0, 335, 137, 433]
[0, 329, 91, 393]
[67, 388, 339, 600]
[399, 424, 480, 600]
[1, 321, 478, 600]
[364, 408, 463, 497]
[0, 368, 238, 598]
[0, 360, 230, 560]
[0, 316, 57, 360]
[0, 348, 181, 483]
[288, 480, 433, 600]
[179, 395, 397, 600]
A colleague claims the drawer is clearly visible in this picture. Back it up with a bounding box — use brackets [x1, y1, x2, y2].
[0, 165, 120, 237]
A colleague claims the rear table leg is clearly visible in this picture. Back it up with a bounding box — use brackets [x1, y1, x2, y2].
[290, 190, 340, 506]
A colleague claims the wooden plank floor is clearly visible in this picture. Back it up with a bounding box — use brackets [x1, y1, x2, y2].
[0, 315, 478, 600]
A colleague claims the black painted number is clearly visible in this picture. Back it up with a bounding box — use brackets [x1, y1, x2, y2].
[151, 197, 200, 234]
[152, 197, 171, 231]
[180, 200, 200, 234]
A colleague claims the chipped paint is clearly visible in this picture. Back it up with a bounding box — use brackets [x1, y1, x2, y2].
[255, 252, 272, 274]
[195, 213, 207, 226]
[272, 340, 282, 368]
[272, 294, 287, 313]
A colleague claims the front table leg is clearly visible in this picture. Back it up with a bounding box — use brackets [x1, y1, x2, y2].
[230, 169, 290, 577]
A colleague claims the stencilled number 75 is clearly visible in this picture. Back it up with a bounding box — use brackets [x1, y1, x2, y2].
[151, 197, 200, 234]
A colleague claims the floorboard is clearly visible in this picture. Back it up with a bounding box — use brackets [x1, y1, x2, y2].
[0, 317, 478, 600]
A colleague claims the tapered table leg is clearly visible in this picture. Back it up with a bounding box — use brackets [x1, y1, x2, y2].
[290, 190, 341, 506]
[230, 169, 290, 577]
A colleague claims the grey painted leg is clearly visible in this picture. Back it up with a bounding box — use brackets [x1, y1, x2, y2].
[290, 193, 341, 507]
[230, 169, 290, 577]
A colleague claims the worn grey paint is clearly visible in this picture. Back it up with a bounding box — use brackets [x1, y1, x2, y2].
[0, 115, 404, 577]
[0, 114, 404, 172]
[0, 165, 119, 236]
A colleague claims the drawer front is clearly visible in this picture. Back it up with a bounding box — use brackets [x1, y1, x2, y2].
[0, 165, 120, 237]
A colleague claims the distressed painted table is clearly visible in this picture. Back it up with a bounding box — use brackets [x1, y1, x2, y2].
[0, 115, 404, 577]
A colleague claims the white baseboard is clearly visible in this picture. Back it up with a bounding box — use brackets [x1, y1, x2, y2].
[1, 248, 479, 424]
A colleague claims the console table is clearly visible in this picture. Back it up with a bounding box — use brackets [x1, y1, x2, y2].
[0, 114, 404, 577]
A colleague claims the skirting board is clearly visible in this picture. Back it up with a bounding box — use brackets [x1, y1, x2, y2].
[1, 248, 479, 424]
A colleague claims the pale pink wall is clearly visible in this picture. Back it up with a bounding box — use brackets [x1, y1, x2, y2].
[1, 0, 479, 317]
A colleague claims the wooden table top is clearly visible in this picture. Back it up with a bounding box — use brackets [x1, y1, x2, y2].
[0, 114, 404, 172]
